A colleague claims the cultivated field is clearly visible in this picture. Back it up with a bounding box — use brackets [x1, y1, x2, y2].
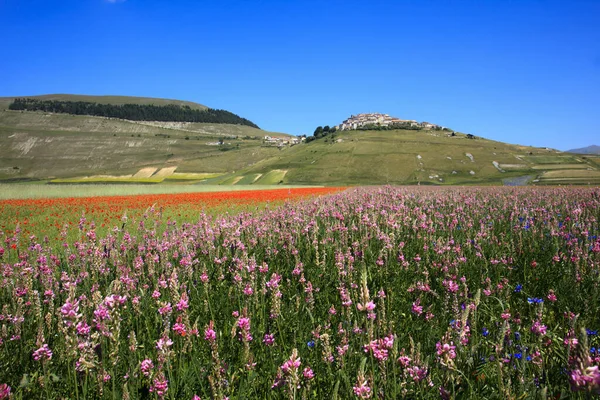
[0, 186, 599, 399]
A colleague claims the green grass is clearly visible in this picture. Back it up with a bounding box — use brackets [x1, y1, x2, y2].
[164, 172, 225, 181]
[254, 169, 287, 184]
[50, 177, 166, 184]
[523, 155, 582, 164]
[235, 173, 263, 185]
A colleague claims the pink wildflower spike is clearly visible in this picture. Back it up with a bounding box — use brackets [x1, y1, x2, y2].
[176, 294, 189, 311]
[353, 375, 372, 398]
[0, 383, 11, 399]
[32, 344, 52, 361]
[150, 374, 169, 398]
[204, 321, 216, 343]
[303, 367, 315, 380]
[263, 333, 275, 346]
[412, 299, 424, 315]
[140, 359, 154, 376]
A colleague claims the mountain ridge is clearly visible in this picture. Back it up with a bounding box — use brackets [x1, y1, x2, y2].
[567, 145, 600, 155]
[0, 94, 208, 111]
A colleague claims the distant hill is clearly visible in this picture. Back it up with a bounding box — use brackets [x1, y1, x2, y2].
[5, 96, 259, 128]
[567, 145, 600, 155]
[0, 94, 207, 111]
[235, 128, 600, 186]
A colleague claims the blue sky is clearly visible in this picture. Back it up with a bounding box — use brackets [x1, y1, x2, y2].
[0, 0, 598, 150]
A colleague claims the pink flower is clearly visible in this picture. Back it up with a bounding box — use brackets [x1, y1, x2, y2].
[76, 321, 91, 336]
[263, 333, 275, 346]
[436, 342, 456, 360]
[281, 354, 301, 373]
[570, 365, 600, 394]
[442, 279, 459, 293]
[173, 323, 187, 337]
[60, 299, 80, 319]
[397, 355, 411, 367]
[412, 299, 423, 316]
[0, 383, 11, 399]
[357, 301, 375, 312]
[204, 321, 216, 342]
[353, 376, 372, 398]
[156, 337, 173, 351]
[158, 303, 172, 315]
[303, 367, 315, 380]
[176, 295, 189, 311]
[531, 321, 547, 336]
[33, 344, 53, 361]
[150, 374, 169, 398]
[407, 365, 428, 382]
[140, 359, 154, 376]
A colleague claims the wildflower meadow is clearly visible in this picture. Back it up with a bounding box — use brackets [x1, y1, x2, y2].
[0, 186, 599, 399]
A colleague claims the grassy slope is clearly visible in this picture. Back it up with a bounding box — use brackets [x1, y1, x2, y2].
[241, 129, 600, 186]
[0, 110, 285, 180]
[1, 95, 598, 186]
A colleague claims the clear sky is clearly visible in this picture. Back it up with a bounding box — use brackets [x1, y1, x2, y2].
[1, 0, 598, 150]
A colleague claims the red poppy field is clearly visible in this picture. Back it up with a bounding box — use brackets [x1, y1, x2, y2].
[0, 187, 345, 243]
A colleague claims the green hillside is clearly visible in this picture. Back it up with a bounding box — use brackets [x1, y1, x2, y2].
[0, 109, 290, 182]
[235, 129, 600, 186]
[0, 95, 598, 186]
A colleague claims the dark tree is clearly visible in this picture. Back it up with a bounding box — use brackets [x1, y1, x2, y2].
[8, 98, 259, 128]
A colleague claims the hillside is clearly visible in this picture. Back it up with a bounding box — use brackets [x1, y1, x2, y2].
[1, 96, 599, 186]
[0, 105, 290, 182]
[216, 129, 600, 186]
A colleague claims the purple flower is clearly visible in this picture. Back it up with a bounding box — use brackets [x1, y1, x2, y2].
[33, 344, 52, 361]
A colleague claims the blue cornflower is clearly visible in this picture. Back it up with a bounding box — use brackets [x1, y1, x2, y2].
[591, 347, 597, 354]
[514, 352, 522, 360]
[515, 332, 521, 341]
[482, 328, 489, 337]
[514, 284, 523, 293]
[526, 355, 532, 361]
[307, 340, 315, 348]
[527, 297, 543, 304]
[586, 328, 598, 336]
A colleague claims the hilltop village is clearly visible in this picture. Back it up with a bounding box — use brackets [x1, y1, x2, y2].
[337, 113, 443, 130]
